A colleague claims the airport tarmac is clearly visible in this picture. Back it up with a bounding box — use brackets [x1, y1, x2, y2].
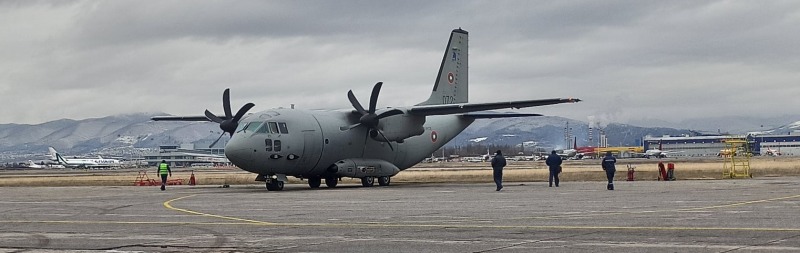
[1, 177, 800, 252]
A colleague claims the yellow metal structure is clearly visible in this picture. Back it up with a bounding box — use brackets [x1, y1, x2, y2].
[721, 138, 752, 179]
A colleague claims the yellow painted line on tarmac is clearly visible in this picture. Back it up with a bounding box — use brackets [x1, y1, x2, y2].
[163, 194, 275, 225]
[156, 194, 800, 233]
[512, 193, 800, 220]
[674, 194, 800, 212]
[3, 219, 799, 232]
[0, 220, 253, 226]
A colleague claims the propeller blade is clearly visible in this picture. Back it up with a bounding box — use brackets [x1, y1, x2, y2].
[204, 110, 224, 123]
[375, 108, 404, 120]
[375, 129, 394, 151]
[222, 88, 232, 118]
[347, 90, 367, 115]
[368, 82, 382, 114]
[209, 132, 225, 148]
[232, 103, 255, 122]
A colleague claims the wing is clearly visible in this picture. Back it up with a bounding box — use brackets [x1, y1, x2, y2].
[407, 98, 580, 116]
[151, 115, 217, 121]
[460, 112, 543, 119]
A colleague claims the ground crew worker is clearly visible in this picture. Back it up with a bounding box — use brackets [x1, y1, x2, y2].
[545, 150, 563, 187]
[158, 160, 172, 191]
[491, 150, 507, 191]
[601, 151, 617, 190]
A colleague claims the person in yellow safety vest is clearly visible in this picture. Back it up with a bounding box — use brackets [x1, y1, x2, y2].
[158, 160, 172, 191]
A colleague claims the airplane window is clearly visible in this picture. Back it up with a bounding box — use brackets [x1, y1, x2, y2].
[278, 122, 289, 134]
[244, 122, 262, 133]
[256, 124, 268, 133]
[268, 122, 279, 134]
[265, 139, 272, 151]
[236, 122, 249, 132]
[274, 140, 281, 151]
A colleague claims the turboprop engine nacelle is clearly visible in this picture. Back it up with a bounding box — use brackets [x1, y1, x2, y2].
[331, 158, 401, 178]
[375, 114, 425, 142]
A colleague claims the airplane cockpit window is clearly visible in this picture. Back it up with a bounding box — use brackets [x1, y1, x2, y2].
[265, 139, 272, 151]
[256, 123, 269, 133]
[236, 122, 248, 132]
[244, 122, 263, 133]
[268, 122, 279, 134]
[274, 140, 282, 151]
[278, 122, 289, 134]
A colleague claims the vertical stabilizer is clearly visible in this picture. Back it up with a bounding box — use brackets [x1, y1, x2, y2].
[48, 147, 68, 165]
[47, 147, 58, 160]
[417, 28, 469, 105]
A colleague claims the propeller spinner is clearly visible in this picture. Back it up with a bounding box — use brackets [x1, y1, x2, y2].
[345, 82, 403, 150]
[205, 88, 255, 147]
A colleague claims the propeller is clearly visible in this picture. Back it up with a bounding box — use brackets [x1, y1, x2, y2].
[205, 88, 255, 148]
[345, 82, 403, 150]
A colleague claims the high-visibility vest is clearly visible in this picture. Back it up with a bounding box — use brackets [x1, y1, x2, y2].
[159, 163, 169, 175]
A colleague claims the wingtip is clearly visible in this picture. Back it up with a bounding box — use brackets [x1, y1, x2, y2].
[567, 98, 582, 103]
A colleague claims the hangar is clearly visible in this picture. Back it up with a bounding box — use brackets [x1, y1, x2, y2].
[643, 133, 800, 157]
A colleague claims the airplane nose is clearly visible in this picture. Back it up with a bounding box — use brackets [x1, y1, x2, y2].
[224, 137, 255, 166]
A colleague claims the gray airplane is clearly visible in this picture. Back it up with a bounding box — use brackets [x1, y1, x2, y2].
[153, 28, 580, 191]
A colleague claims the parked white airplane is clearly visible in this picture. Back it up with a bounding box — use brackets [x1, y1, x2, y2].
[764, 147, 781, 156]
[48, 147, 122, 168]
[25, 160, 45, 169]
[638, 142, 681, 158]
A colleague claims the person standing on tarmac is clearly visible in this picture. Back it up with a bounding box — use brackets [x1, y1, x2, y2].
[491, 150, 507, 191]
[546, 150, 563, 187]
[158, 160, 172, 191]
[601, 151, 617, 190]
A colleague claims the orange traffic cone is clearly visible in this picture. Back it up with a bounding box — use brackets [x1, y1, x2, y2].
[189, 171, 196, 186]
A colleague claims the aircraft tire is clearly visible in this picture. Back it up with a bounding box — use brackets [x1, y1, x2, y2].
[378, 176, 390, 186]
[361, 177, 375, 187]
[308, 176, 322, 188]
[266, 180, 284, 191]
[325, 176, 338, 188]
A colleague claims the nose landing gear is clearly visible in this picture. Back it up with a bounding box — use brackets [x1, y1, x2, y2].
[266, 178, 284, 191]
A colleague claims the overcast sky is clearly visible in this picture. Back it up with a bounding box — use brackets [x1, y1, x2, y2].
[2, 0, 799, 126]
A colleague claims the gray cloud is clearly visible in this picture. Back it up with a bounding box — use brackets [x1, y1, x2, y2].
[1, 0, 799, 125]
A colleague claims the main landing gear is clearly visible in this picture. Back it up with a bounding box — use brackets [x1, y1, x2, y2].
[361, 176, 391, 187]
[378, 176, 391, 186]
[325, 175, 338, 188]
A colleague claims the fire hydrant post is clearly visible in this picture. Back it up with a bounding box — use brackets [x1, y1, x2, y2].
[189, 170, 196, 186]
[626, 164, 635, 181]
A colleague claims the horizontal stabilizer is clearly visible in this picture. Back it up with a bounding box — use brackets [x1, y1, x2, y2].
[461, 112, 543, 119]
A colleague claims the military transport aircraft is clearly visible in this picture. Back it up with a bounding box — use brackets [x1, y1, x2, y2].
[153, 28, 581, 191]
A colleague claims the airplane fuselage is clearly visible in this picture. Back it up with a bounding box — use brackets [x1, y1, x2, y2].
[224, 108, 473, 178]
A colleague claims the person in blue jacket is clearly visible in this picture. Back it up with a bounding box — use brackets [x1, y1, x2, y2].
[545, 150, 563, 187]
[491, 150, 507, 191]
[601, 151, 617, 190]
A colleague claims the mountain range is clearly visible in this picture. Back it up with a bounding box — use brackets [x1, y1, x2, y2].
[1, 113, 798, 163]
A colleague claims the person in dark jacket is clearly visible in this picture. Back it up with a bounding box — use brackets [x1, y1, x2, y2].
[601, 151, 617, 190]
[491, 150, 507, 191]
[545, 150, 563, 187]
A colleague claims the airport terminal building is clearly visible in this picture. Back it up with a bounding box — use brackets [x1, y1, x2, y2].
[643, 133, 800, 157]
[143, 144, 231, 167]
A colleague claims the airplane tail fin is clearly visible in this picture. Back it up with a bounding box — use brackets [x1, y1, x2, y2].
[573, 137, 577, 150]
[417, 28, 469, 106]
[47, 147, 58, 160]
[48, 147, 68, 165]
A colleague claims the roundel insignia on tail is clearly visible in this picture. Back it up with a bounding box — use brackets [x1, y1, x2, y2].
[431, 130, 438, 143]
[447, 73, 454, 84]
